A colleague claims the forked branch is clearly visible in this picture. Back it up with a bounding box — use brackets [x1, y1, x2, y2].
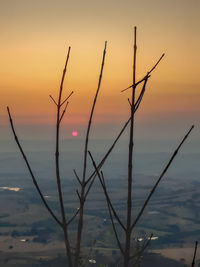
[7, 107, 62, 227]
[88, 151, 126, 231]
[101, 171, 124, 255]
[74, 41, 107, 266]
[59, 102, 69, 123]
[85, 61, 150, 189]
[121, 53, 164, 93]
[60, 91, 74, 107]
[131, 125, 194, 231]
[55, 46, 73, 267]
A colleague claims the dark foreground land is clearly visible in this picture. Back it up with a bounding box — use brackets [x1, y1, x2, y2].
[0, 251, 188, 267]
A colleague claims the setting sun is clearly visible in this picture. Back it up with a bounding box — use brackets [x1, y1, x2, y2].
[72, 131, 78, 137]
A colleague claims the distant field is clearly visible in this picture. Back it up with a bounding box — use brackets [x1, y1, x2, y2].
[0, 150, 200, 265]
[153, 247, 200, 265]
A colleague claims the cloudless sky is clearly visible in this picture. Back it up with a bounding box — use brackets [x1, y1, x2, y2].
[0, 0, 199, 143]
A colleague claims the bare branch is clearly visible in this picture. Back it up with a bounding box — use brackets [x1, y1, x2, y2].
[84, 175, 96, 200]
[49, 95, 58, 106]
[128, 98, 132, 107]
[76, 189, 81, 202]
[82, 41, 107, 185]
[134, 75, 149, 112]
[88, 151, 126, 231]
[7, 107, 62, 228]
[191, 241, 198, 267]
[121, 53, 164, 93]
[148, 53, 165, 74]
[124, 26, 137, 267]
[59, 102, 69, 123]
[55, 46, 73, 266]
[131, 125, 194, 231]
[101, 172, 124, 255]
[85, 116, 131, 186]
[60, 91, 74, 107]
[58, 46, 71, 102]
[85, 76, 150, 189]
[74, 41, 107, 264]
[67, 208, 80, 226]
[73, 169, 82, 186]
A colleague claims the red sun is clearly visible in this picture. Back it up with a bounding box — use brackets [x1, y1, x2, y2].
[72, 131, 78, 137]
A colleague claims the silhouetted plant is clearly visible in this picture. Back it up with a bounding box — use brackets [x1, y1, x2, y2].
[7, 41, 109, 267]
[88, 27, 194, 267]
[7, 27, 194, 267]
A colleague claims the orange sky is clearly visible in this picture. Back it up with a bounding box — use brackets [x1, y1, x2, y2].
[0, 0, 199, 141]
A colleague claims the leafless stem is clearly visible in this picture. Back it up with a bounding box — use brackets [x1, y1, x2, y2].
[49, 95, 58, 106]
[55, 46, 73, 267]
[84, 175, 96, 200]
[67, 209, 80, 226]
[101, 172, 124, 255]
[134, 75, 149, 112]
[128, 98, 132, 107]
[60, 91, 74, 107]
[85, 117, 131, 186]
[7, 107, 62, 228]
[88, 151, 126, 231]
[148, 53, 165, 74]
[73, 169, 82, 186]
[59, 102, 69, 123]
[121, 53, 164, 93]
[131, 125, 194, 231]
[76, 189, 81, 201]
[74, 41, 107, 266]
[191, 241, 198, 267]
[84, 76, 149, 189]
[124, 26, 137, 267]
[88, 150, 125, 254]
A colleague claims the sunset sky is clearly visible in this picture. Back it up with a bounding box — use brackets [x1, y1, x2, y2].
[0, 0, 199, 144]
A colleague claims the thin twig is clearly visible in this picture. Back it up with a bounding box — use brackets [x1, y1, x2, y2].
[74, 41, 107, 265]
[101, 172, 124, 255]
[55, 46, 73, 267]
[59, 102, 69, 123]
[60, 91, 74, 107]
[148, 53, 165, 74]
[82, 41, 107, 185]
[85, 117, 131, 186]
[121, 53, 164, 93]
[49, 95, 58, 106]
[7, 107, 62, 227]
[73, 169, 82, 186]
[67, 208, 80, 226]
[134, 75, 149, 112]
[191, 241, 198, 267]
[85, 77, 149, 188]
[88, 151, 126, 231]
[124, 26, 137, 267]
[131, 125, 194, 231]
[128, 98, 132, 107]
[84, 175, 96, 200]
[76, 189, 81, 201]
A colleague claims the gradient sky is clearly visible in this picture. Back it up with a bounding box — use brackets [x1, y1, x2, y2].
[0, 0, 199, 142]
